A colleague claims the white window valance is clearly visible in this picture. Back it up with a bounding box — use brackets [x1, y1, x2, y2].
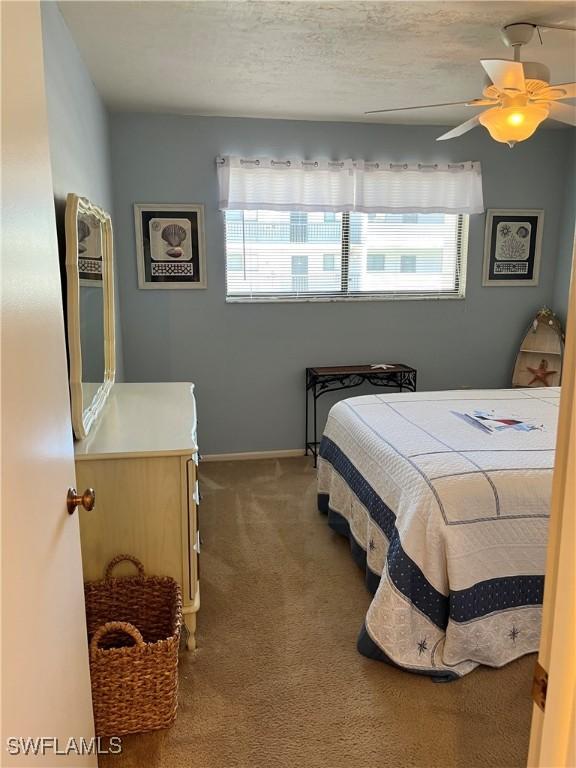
[216, 155, 484, 215]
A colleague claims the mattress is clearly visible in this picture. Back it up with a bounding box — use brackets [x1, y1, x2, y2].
[317, 387, 559, 679]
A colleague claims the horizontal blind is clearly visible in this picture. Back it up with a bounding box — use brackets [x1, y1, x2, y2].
[225, 210, 466, 301]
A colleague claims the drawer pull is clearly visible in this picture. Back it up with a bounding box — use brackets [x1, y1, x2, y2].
[193, 531, 201, 554]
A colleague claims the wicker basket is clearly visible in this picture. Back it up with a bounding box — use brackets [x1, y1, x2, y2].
[85, 555, 182, 736]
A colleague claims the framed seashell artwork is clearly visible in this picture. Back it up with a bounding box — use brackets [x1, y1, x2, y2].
[134, 203, 207, 289]
[482, 209, 544, 287]
[77, 212, 103, 284]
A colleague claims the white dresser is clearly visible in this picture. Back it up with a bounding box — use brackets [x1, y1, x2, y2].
[74, 382, 200, 649]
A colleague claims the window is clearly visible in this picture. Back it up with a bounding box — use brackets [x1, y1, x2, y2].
[366, 253, 387, 272]
[401, 254, 417, 273]
[227, 253, 244, 272]
[323, 254, 336, 272]
[225, 210, 467, 301]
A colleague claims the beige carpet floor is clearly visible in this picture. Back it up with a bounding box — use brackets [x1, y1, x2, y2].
[101, 458, 534, 768]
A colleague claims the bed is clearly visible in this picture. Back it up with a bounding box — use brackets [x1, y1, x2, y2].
[317, 387, 559, 680]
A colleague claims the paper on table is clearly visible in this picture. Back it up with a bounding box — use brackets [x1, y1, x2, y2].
[371, 364, 394, 370]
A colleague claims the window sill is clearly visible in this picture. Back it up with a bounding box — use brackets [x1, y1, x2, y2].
[226, 293, 466, 304]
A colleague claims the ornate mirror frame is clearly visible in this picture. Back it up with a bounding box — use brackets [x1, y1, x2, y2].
[65, 193, 116, 440]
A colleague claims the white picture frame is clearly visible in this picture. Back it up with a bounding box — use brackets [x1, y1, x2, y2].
[482, 209, 544, 287]
[65, 193, 116, 440]
[134, 203, 207, 289]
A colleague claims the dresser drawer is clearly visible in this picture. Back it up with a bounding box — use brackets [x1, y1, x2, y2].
[183, 458, 199, 605]
[76, 455, 183, 583]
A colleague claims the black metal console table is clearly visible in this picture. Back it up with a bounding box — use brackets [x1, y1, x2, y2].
[305, 364, 417, 466]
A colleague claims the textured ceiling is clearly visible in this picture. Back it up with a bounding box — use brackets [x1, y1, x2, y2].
[59, 1, 576, 125]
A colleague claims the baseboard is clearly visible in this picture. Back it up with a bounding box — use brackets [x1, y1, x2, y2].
[201, 449, 307, 462]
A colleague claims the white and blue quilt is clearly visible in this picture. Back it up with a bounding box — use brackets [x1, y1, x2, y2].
[317, 388, 559, 679]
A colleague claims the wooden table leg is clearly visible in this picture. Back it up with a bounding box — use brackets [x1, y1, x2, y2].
[184, 612, 196, 651]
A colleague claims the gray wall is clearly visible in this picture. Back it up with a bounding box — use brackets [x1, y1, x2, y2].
[552, 132, 576, 324]
[41, 2, 124, 379]
[109, 113, 575, 454]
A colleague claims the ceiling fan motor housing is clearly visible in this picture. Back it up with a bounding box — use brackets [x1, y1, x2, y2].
[501, 23, 537, 48]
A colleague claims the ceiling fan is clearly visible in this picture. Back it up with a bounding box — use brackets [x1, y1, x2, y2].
[366, 23, 576, 147]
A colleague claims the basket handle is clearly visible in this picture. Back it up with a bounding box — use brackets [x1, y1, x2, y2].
[90, 621, 145, 656]
[104, 554, 145, 580]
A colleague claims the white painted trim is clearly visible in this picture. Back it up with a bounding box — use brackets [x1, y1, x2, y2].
[65, 193, 116, 440]
[202, 449, 306, 462]
[226, 293, 465, 304]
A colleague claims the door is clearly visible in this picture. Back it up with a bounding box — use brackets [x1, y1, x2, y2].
[1, 2, 96, 765]
[527, 233, 576, 768]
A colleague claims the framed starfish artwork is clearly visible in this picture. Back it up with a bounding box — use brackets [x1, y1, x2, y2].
[483, 209, 544, 287]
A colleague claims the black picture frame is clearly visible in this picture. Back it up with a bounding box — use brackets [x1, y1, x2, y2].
[134, 203, 207, 289]
[483, 209, 543, 286]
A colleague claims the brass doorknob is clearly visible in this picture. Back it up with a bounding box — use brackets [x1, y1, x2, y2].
[67, 487, 96, 515]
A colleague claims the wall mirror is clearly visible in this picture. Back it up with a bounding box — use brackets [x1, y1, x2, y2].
[65, 193, 115, 440]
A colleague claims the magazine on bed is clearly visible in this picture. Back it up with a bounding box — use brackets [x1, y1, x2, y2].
[451, 409, 544, 434]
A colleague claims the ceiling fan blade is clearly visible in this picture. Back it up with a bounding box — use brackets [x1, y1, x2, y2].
[531, 88, 570, 102]
[548, 101, 576, 126]
[467, 98, 500, 106]
[436, 115, 481, 141]
[542, 82, 576, 100]
[365, 100, 475, 115]
[481, 59, 526, 92]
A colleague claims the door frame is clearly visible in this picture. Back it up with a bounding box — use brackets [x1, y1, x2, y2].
[527, 231, 576, 767]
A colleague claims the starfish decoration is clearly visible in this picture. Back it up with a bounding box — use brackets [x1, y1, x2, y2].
[527, 359, 558, 387]
[508, 626, 520, 643]
[417, 638, 428, 656]
[368, 538, 376, 552]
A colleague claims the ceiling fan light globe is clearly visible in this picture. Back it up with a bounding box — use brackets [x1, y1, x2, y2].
[508, 112, 525, 126]
[478, 104, 549, 146]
